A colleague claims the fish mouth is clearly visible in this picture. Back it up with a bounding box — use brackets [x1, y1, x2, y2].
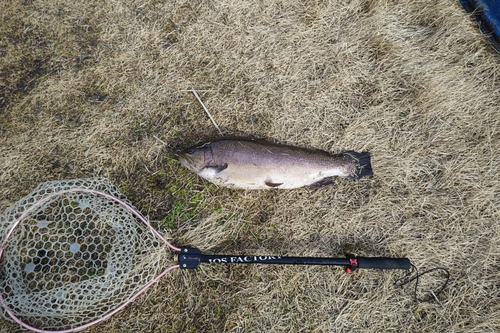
[178, 154, 203, 173]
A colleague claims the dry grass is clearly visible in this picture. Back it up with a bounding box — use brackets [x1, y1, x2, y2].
[1, 0, 500, 332]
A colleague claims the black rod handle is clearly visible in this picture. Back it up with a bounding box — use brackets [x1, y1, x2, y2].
[357, 257, 411, 270]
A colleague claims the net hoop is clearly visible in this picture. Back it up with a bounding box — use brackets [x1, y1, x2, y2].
[0, 188, 181, 333]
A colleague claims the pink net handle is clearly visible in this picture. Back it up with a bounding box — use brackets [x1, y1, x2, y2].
[0, 188, 181, 333]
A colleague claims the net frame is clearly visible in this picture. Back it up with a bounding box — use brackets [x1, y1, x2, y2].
[0, 179, 181, 333]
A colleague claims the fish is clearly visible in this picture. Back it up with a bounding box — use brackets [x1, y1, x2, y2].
[178, 138, 373, 189]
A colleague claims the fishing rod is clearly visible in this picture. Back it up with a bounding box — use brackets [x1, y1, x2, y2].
[177, 247, 411, 273]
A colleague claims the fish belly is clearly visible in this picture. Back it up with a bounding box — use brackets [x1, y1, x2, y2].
[198, 164, 347, 189]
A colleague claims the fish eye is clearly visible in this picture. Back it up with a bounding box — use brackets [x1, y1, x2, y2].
[186, 149, 196, 154]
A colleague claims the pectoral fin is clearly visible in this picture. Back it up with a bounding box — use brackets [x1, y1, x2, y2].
[206, 163, 228, 173]
[308, 177, 336, 188]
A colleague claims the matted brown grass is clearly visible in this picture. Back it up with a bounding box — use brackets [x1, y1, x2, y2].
[1, 0, 499, 332]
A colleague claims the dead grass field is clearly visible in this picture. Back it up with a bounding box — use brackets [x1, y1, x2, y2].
[1, 0, 500, 332]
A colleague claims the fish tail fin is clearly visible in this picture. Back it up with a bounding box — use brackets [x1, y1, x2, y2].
[343, 151, 373, 180]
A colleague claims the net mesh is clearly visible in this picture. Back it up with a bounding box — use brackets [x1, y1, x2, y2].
[0, 178, 173, 331]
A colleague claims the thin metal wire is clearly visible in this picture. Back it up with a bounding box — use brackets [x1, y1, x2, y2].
[394, 264, 450, 302]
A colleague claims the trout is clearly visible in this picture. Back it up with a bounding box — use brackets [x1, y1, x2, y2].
[178, 138, 373, 189]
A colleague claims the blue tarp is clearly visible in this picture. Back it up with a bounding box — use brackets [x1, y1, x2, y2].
[460, 0, 500, 52]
